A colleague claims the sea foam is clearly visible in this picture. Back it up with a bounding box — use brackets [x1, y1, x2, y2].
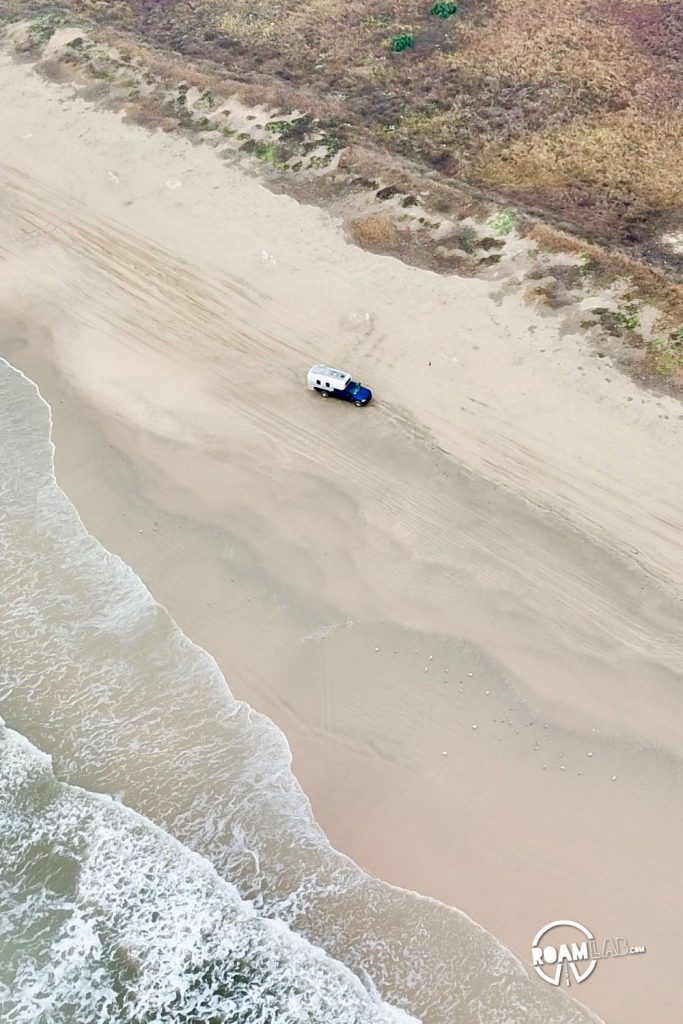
[0, 721, 416, 1024]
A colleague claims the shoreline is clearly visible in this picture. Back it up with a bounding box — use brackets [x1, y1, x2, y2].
[1, 51, 682, 1024]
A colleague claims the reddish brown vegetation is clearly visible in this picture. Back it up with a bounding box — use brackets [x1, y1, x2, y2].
[616, 1, 683, 63]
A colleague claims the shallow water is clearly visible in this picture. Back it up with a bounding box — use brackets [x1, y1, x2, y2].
[0, 357, 598, 1023]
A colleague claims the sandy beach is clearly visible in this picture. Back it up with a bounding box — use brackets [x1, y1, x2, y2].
[1, 50, 682, 1024]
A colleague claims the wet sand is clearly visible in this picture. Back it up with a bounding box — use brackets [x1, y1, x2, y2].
[1, 52, 682, 1023]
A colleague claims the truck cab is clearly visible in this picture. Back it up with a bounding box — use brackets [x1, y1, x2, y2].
[307, 364, 372, 407]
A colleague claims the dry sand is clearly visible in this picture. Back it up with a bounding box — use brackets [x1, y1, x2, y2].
[1, 52, 682, 1023]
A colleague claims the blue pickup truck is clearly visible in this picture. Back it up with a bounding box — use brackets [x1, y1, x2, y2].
[307, 364, 372, 407]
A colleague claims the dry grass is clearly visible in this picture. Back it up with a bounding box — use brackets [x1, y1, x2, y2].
[529, 223, 683, 327]
[338, 143, 490, 220]
[344, 210, 477, 275]
[346, 212, 403, 253]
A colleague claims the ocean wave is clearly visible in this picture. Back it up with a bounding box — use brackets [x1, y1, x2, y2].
[0, 722, 416, 1024]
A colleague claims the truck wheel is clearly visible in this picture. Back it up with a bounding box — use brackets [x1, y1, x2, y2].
[354, 400, 363, 407]
[320, 390, 329, 397]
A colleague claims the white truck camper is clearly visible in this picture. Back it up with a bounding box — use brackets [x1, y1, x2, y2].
[307, 365, 351, 392]
[306, 364, 373, 407]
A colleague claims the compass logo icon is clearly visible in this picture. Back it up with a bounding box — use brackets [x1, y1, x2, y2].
[531, 920, 598, 986]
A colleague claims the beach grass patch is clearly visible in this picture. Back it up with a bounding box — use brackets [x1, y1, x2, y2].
[649, 337, 683, 378]
[265, 119, 292, 134]
[487, 209, 516, 235]
[579, 252, 599, 279]
[588, 305, 640, 335]
[240, 137, 288, 168]
[613, 305, 640, 331]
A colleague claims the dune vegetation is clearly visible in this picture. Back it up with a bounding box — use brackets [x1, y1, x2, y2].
[2, 0, 682, 384]
[7, 0, 678, 263]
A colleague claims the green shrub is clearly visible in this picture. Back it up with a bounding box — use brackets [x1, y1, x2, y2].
[430, 2, 458, 18]
[391, 34, 413, 52]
